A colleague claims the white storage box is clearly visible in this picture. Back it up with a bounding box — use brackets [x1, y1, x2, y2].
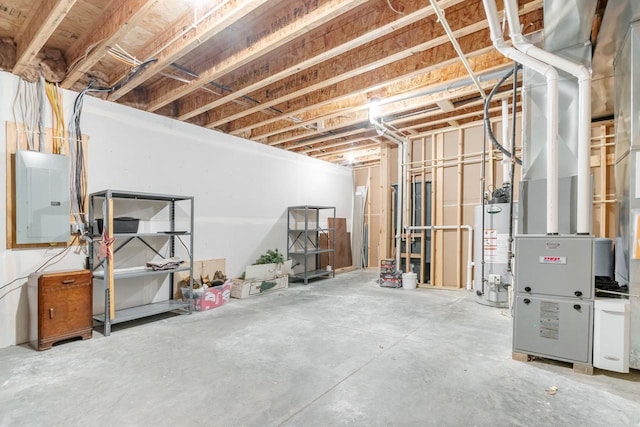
[593, 298, 630, 373]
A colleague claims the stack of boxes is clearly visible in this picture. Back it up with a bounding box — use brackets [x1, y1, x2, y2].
[380, 259, 402, 288]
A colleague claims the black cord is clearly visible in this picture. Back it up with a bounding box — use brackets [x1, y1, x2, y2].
[484, 65, 522, 165]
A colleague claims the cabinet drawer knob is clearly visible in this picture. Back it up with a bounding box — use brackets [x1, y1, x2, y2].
[524, 286, 531, 292]
[49, 308, 54, 319]
[523, 298, 531, 304]
[574, 291, 582, 297]
[573, 304, 581, 311]
[62, 279, 75, 284]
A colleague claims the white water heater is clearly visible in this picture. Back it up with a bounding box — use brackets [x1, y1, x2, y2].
[474, 202, 516, 307]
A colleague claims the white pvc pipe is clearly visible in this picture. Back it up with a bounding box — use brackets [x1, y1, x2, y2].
[503, 0, 591, 234]
[405, 224, 474, 290]
[372, 120, 405, 268]
[396, 141, 403, 268]
[482, 0, 560, 235]
[428, 0, 487, 100]
[403, 140, 409, 231]
[501, 99, 511, 185]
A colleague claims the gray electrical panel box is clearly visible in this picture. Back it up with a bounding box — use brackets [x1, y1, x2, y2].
[15, 150, 70, 244]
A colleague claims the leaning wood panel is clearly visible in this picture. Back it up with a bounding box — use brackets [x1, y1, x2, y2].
[329, 217, 351, 269]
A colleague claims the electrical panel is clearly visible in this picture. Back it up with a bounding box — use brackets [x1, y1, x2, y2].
[15, 150, 70, 244]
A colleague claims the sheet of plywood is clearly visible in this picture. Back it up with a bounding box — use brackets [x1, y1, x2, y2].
[330, 217, 351, 269]
[319, 233, 330, 269]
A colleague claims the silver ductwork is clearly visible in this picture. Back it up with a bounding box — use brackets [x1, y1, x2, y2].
[482, 0, 560, 234]
[611, 0, 640, 370]
[518, 0, 597, 235]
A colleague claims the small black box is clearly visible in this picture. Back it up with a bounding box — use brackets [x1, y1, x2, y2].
[96, 217, 139, 234]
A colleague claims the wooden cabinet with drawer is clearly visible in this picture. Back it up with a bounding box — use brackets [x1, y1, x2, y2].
[28, 270, 93, 350]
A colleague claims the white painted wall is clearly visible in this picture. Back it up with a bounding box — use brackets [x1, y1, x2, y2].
[0, 71, 353, 349]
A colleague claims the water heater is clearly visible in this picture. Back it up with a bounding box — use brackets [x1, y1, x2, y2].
[474, 202, 516, 307]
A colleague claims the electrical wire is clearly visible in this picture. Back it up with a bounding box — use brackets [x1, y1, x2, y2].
[13, 79, 44, 151]
[35, 235, 79, 273]
[45, 81, 65, 154]
[67, 59, 158, 237]
[386, 0, 405, 14]
[0, 276, 29, 293]
[0, 235, 79, 295]
[484, 66, 522, 165]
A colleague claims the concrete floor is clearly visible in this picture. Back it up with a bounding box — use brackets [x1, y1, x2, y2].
[1, 269, 639, 426]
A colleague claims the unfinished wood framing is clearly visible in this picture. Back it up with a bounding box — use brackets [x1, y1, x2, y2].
[0, 0, 553, 165]
[357, 118, 617, 288]
[13, 0, 76, 76]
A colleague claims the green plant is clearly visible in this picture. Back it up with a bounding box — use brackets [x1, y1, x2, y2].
[254, 249, 284, 265]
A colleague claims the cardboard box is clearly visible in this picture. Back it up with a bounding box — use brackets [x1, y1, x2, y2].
[182, 281, 231, 311]
[244, 260, 292, 281]
[380, 272, 402, 288]
[380, 259, 396, 275]
[173, 258, 226, 299]
[230, 276, 288, 299]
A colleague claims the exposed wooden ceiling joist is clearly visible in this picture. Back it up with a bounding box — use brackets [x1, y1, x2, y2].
[0, 0, 561, 166]
[13, 0, 77, 76]
[62, 0, 159, 89]
[175, 0, 467, 121]
[145, 0, 370, 112]
[108, 0, 271, 102]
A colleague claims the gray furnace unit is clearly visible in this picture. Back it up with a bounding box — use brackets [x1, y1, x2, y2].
[513, 235, 594, 364]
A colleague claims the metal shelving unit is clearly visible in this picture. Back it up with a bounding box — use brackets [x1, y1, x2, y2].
[88, 190, 194, 336]
[287, 206, 336, 285]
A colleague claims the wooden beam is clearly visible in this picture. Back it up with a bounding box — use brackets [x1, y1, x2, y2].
[13, 0, 78, 76]
[313, 144, 380, 161]
[303, 138, 377, 155]
[108, 0, 269, 101]
[145, 0, 370, 112]
[62, 0, 160, 89]
[434, 132, 444, 286]
[176, 0, 467, 120]
[262, 69, 510, 147]
[255, 64, 513, 150]
[206, 1, 490, 130]
[205, 1, 542, 132]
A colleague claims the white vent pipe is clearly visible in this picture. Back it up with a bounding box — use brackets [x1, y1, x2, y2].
[501, 99, 511, 186]
[503, 0, 591, 235]
[372, 121, 405, 267]
[482, 0, 560, 234]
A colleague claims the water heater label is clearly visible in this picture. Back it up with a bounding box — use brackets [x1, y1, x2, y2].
[539, 256, 567, 264]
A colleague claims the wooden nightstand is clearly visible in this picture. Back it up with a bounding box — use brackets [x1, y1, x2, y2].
[28, 270, 93, 350]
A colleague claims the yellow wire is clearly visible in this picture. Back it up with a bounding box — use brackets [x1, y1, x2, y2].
[45, 82, 65, 154]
